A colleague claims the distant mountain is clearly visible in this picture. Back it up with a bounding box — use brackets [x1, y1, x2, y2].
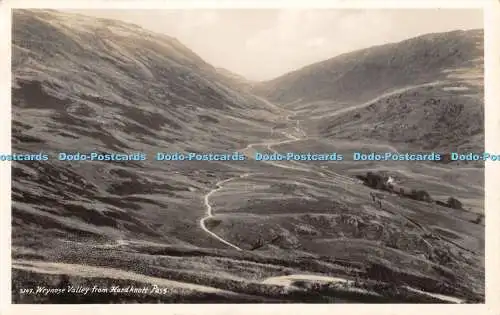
[252, 30, 483, 105]
[11, 9, 280, 244]
[253, 30, 484, 152]
[215, 67, 255, 91]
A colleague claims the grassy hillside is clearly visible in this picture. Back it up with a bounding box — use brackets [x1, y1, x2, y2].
[253, 30, 483, 105]
[11, 9, 283, 247]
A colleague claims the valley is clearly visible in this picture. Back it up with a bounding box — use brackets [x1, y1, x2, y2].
[11, 9, 484, 304]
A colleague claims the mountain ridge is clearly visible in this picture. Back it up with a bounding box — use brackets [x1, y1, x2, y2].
[11, 9, 282, 248]
[252, 29, 483, 105]
[251, 28, 484, 152]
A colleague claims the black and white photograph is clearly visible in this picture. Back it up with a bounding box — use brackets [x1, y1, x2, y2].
[6, 4, 490, 305]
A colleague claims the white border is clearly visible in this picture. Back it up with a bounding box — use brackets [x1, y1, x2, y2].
[0, 0, 12, 312]
[1, 0, 491, 9]
[1, 0, 498, 314]
[484, 0, 500, 311]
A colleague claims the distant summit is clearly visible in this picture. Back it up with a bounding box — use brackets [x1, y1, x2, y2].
[216, 67, 256, 92]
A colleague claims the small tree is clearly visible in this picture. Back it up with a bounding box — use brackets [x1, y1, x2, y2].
[472, 213, 484, 224]
[447, 197, 463, 210]
[250, 237, 265, 250]
[366, 172, 385, 189]
[415, 190, 432, 202]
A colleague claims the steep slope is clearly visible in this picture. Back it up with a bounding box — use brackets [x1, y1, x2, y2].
[11, 9, 281, 248]
[253, 30, 483, 105]
[318, 79, 484, 152]
[253, 30, 484, 152]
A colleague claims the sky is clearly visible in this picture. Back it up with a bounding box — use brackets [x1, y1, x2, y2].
[69, 9, 483, 81]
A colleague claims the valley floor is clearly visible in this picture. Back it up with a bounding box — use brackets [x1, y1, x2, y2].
[12, 91, 484, 303]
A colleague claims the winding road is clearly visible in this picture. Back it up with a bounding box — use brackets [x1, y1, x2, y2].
[199, 174, 249, 251]
[198, 108, 309, 251]
[199, 106, 359, 250]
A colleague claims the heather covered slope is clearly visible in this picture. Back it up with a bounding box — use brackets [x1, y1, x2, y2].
[317, 79, 484, 152]
[11, 9, 282, 247]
